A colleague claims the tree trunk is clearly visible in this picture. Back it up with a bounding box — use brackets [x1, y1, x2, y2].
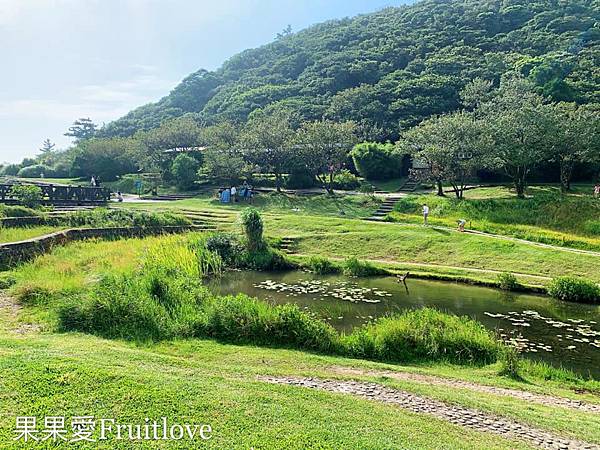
[515, 178, 525, 198]
[560, 160, 573, 193]
[436, 180, 444, 196]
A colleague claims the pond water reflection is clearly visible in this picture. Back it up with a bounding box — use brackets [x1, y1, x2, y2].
[209, 271, 600, 378]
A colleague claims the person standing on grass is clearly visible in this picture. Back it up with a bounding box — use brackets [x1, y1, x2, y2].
[594, 184, 600, 198]
[422, 203, 429, 226]
[231, 185, 237, 202]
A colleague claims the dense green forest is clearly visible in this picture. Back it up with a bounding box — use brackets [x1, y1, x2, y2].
[98, 0, 600, 141]
[2, 0, 599, 191]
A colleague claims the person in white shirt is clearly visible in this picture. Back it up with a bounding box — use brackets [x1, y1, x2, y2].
[230, 186, 237, 202]
[422, 204, 429, 225]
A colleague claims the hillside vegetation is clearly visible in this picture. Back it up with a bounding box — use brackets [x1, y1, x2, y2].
[100, 0, 600, 140]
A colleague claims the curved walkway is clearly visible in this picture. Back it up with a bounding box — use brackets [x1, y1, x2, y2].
[259, 376, 599, 450]
[329, 366, 600, 414]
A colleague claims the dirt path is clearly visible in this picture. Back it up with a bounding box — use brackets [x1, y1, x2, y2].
[0, 293, 40, 334]
[330, 366, 600, 414]
[259, 376, 599, 450]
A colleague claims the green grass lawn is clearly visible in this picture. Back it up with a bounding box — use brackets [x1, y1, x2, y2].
[122, 192, 380, 219]
[389, 185, 600, 251]
[2, 225, 600, 447]
[0, 226, 61, 244]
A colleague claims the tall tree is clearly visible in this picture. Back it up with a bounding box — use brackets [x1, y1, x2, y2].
[294, 120, 357, 194]
[64, 118, 97, 142]
[399, 112, 491, 199]
[479, 77, 551, 198]
[240, 113, 296, 191]
[39, 139, 56, 154]
[199, 122, 248, 184]
[546, 102, 600, 191]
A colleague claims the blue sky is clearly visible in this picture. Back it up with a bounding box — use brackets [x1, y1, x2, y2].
[0, 0, 413, 163]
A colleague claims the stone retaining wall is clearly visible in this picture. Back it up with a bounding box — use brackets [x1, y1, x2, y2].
[0, 226, 195, 269]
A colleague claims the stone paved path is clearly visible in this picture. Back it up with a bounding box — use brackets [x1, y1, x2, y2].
[259, 376, 599, 450]
[330, 367, 600, 414]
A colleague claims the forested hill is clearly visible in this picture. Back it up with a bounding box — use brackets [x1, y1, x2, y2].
[99, 0, 600, 141]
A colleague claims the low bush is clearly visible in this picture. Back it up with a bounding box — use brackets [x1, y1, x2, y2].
[343, 308, 501, 365]
[17, 164, 55, 178]
[206, 233, 244, 266]
[55, 208, 191, 228]
[332, 170, 360, 190]
[304, 256, 340, 274]
[547, 276, 600, 304]
[286, 170, 316, 189]
[9, 184, 43, 208]
[0, 204, 41, 218]
[350, 142, 403, 180]
[498, 346, 523, 379]
[497, 272, 519, 291]
[343, 257, 388, 277]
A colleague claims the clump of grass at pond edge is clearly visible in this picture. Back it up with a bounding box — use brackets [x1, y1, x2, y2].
[303, 255, 341, 274]
[547, 276, 600, 304]
[497, 272, 520, 291]
[343, 257, 389, 277]
[344, 308, 501, 365]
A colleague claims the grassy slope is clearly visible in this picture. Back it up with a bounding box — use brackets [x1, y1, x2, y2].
[389, 186, 600, 251]
[0, 328, 540, 450]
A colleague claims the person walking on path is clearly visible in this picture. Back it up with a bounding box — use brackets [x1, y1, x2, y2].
[457, 219, 466, 232]
[422, 204, 429, 226]
[594, 184, 600, 198]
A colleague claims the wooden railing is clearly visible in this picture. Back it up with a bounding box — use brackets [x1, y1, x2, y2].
[0, 183, 111, 204]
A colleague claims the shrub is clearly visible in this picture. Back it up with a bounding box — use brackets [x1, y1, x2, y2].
[0, 163, 21, 176]
[170, 154, 200, 190]
[206, 233, 244, 266]
[9, 184, 43, 208]
[0, 205, 40, 218]
[240, 208, 264, 251]
[14, 284, 53, 305]
[17, 164, 55, 178]
[343, 308, 501, 365]
[350, 142, 403, 180]
[332, 170, 360, 190]
[304, 256, 340, 274]
[358, 182, 375, 194]
[497, 272, 519, 291]
[240, 247, 295, 271]
[342, 257, 387, 277]
[57, 208, 190, 228]
[547, 276, 600, 304]
[286, 170, 316, 189]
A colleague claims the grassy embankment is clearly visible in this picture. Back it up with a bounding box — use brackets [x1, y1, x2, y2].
[112, 190, 600, 289]
[2, 232, 600, 448]
[387, 185, 600, 252]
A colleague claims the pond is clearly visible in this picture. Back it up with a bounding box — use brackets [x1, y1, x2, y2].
[209, 271, 600, 378]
